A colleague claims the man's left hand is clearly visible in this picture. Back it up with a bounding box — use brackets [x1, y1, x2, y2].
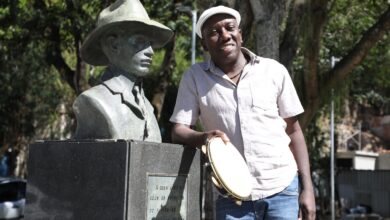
[299, 187, 316, 220]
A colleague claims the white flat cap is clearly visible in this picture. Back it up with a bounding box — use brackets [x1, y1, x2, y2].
[195, 5, 241, 39]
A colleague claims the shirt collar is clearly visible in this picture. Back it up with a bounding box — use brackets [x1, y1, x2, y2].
[102, 66, 144, 94]
[102, 65, 139, 82]
[102, 69, 146, 120]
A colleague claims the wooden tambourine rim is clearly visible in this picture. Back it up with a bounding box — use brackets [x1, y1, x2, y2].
[205, 137, 252, 200]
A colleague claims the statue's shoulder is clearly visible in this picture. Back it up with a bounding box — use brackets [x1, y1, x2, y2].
[79, 84, 112, 100]
[72, 85, 116, 139]
[73, 84, 115, 117]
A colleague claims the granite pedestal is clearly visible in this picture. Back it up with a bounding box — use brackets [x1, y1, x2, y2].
[25, 140, 201, 220]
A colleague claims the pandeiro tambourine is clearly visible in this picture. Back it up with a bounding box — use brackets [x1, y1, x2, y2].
[202, 137, 252, 203]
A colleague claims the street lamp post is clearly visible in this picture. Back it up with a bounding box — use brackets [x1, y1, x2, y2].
[330, 56, 340, 220]
[176, 5, 197, 65]
[190, 10, 197, 65]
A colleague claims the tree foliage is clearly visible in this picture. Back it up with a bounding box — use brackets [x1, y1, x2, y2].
[0, 0, 107, 176]
[0, 0, 389, 182]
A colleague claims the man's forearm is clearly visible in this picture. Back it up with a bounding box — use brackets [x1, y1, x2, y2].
[171, 123, 231, 148]
[284, 117, 313, 187]
[289, 130, 313, 189]
[285, 117, 316, 219]
[171, 123, 207, 148]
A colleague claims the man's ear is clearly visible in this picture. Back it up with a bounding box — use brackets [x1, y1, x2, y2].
[105, 35, 121, 54]
[201, 39, 208, 52]
[239, 28, 243, 44]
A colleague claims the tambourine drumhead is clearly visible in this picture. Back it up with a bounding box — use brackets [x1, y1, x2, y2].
[207, 137, 252, 200]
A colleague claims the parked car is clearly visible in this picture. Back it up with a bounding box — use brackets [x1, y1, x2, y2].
[0, 177, 26, 219]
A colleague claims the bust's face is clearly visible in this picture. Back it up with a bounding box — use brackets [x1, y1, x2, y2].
[116, 34, 154, 77]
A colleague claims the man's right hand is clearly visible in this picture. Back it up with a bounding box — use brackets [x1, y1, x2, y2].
[204, 130, 230, 145]
[171, 123, 229, 148]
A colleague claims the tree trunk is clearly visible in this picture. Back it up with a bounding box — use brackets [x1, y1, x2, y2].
[151, 38, 176, 121]
[300, 4, 390, 129]
[279, 0, 306, 72]
[237, 0, 254, 42]
[249, 0, 284, 59]
[300, 0, 330, 129]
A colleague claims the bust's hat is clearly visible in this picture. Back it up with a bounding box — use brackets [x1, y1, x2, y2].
[81, 0, 173, 66]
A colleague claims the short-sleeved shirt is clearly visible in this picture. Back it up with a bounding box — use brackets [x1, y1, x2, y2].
[170, 48, 304, 199]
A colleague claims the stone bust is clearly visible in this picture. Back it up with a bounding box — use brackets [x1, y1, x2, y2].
[72, 0, 173, 142]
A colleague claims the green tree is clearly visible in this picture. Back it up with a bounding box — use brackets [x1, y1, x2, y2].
[0, 0, 196, 176]
[0, 0, 389, 182]
[0, 0, 109, 176]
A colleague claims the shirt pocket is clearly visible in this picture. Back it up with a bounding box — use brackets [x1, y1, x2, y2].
[250, 83, 279, 117]
[252, 98, 274, 111]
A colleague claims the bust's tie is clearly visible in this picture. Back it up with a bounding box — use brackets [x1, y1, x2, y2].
[132, 78, 149, 139]
[132, 79, 144, 108]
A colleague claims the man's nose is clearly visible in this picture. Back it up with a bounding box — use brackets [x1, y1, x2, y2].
[220, 28, 231, 41]
[144, 45, 154, 56]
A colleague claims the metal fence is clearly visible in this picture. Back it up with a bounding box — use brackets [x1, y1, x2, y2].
[337, 170, 390, 217]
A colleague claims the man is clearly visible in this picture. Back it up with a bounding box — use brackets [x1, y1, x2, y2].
[73, 0, 173, 141]
[170, 5, 316, 220]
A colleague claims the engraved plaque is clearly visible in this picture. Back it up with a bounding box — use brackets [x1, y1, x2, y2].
[146, 174, 188, 220]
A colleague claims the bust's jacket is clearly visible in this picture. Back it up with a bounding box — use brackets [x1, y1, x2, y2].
[72, 73, 162, 142]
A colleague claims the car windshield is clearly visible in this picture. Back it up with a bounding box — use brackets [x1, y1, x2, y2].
[0, 178, 26, 202]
